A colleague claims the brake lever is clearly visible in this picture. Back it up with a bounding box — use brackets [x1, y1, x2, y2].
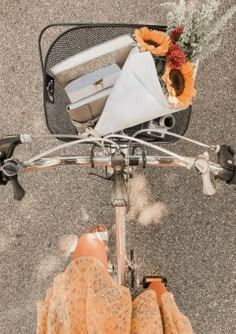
[0, 135, 31, 200]
[194, 152, 216, 196]
[9, 175, 25, 201]
[1, 160, 25, 201]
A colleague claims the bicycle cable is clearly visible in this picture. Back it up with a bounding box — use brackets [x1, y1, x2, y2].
[19, 133, 114, 160]
[132, 129, 217, 151]
[104, 134, 194, 168]
[25, 137, 119, 164]
[24, 132, 212, 169]
[31, 134, 84, 140]
[30, 131, 218, 152]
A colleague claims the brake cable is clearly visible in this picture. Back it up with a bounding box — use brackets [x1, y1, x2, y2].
[25, 137, 119, 164]
[105, 134, 194, 168]
[132, 129, 218, 151]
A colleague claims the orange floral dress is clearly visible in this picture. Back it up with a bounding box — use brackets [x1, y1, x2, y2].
[37, 257, 193, 334]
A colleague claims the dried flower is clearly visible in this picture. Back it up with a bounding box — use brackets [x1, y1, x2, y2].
[161, 0, 236, 61]
[167, 44, 186, 69]
[170, 25, 184, 41]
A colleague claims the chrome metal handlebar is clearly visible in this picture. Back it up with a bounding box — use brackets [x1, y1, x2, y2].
[0, 134, 233, 201]
[21, 155, 223, 176]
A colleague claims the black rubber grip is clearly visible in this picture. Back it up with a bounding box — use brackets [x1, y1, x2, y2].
[216, 145, 235, 182]
[228, 166, 236, 185]
[0, 135, 21, 160]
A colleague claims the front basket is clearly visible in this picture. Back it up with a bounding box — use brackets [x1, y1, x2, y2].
[39, 23, 192, 142]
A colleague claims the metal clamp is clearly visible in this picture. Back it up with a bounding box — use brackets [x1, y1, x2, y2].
[45, 74, 54, 103]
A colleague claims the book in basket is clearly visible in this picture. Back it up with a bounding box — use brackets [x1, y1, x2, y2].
[67, 87, 112, 124]
[64, 64, 120, 103]
[51, 35, 135, 87]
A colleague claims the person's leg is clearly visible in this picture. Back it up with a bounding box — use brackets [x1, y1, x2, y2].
[72, 226, 108, 268]
[147, 281, 167, 306]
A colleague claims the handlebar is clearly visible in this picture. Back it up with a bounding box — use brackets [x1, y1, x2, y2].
[22, 155, 221, 173]
[19, 154, 226, 198]
[0, 134, 235, 201]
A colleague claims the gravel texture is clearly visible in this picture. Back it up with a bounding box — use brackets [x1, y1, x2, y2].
[0, 1, 235, 333]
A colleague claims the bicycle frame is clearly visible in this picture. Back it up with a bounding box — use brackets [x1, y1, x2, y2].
[115, 206, 127, 286]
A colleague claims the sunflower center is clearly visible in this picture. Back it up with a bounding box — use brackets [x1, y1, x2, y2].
[170, 69, 185, 96]
[145, 39, 160, 48]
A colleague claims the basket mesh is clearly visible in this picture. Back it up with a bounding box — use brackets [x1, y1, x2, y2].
[41, 24, 192, 142]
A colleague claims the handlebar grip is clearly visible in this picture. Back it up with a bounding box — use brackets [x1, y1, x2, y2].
[216, 145, 235, 183]
[9, 176, 25, 201]
[0, 135, 21, 159]
[227, 166, 236, 185]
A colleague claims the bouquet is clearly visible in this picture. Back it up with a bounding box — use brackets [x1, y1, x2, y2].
[94, 0, 235, 136]
[134, 0, 236, 108]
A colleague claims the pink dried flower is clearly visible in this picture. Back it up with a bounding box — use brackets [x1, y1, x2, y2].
[170, 25, 184, 42]
[167, 44, 187, 69]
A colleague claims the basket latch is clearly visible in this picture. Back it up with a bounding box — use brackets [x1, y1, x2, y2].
[45, 74, 55, 103]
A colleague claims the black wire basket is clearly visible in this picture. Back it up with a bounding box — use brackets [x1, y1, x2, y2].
[39, 23, 192, 143]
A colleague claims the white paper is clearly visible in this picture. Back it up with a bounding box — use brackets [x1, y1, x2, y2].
[95, 48, 186, 136]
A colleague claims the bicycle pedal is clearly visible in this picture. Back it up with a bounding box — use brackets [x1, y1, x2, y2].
[142, 276, 168, 289]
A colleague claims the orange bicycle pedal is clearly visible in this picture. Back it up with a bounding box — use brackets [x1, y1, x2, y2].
[142, 276, 168, 289]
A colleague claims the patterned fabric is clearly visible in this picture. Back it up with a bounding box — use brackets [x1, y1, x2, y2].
[37, 257, 193, 334]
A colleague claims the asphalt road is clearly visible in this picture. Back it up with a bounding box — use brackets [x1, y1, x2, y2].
[0, 1, 235, 333]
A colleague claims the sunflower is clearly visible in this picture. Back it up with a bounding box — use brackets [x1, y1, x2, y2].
[162, 62, 197, 106]
[134, 27, 170, 56]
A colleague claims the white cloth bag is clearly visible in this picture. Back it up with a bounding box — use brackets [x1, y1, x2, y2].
[94, 48, 186, 136]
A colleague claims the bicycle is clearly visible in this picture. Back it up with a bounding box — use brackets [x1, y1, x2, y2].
[0, 24, 235, 296]
[0, 132, 235, 294]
